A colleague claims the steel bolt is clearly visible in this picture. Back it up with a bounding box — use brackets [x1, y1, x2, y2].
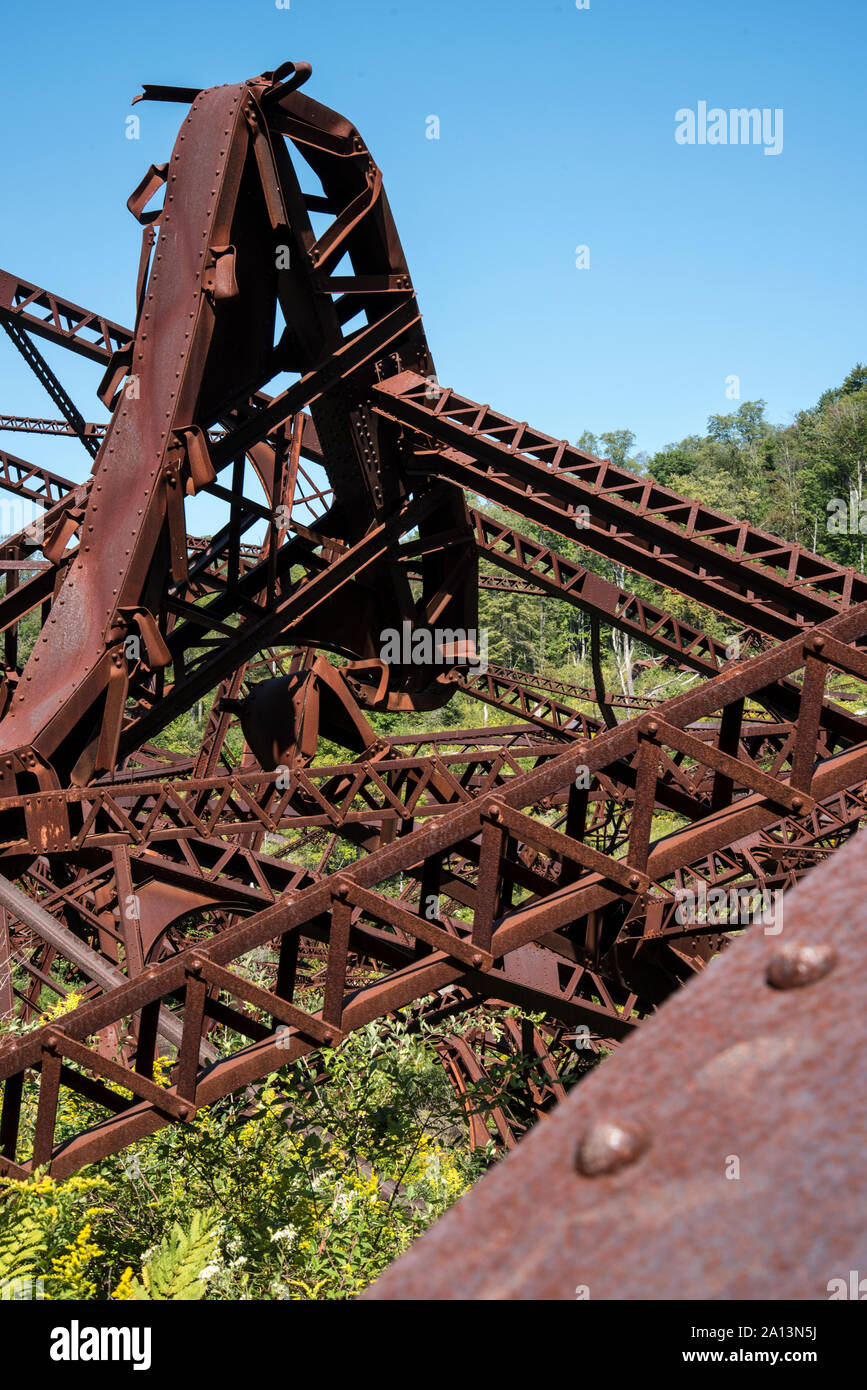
[575, 1119, 651, 1177]
[766, 941, 837, 990]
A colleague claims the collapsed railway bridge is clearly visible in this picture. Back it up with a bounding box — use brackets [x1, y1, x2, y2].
[0, 62, 864, 1291]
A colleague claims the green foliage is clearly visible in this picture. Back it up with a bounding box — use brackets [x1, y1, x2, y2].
[0, 1212, 45, 1287]
[115, 1210, 222, 1301]
[645, 375, 867, 569]
[0, 1016, 514, 1300]
[0, 1173, 113, 1299]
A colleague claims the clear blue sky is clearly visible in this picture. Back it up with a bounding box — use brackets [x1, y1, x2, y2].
[1, 0, 864, 515]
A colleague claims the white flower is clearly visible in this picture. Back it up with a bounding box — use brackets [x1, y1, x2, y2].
[330, 1190, 354, 1224]
[200, 1263, 221, 1281]
[269, 1226, 297, 1247]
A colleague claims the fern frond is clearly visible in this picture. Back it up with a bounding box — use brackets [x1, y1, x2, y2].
[0, 1216, 46, 1286]
[125, 1209, 222, 1301]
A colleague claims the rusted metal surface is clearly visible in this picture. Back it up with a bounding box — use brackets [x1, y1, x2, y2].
[0, 416, 107, 440]
[374, 372, 866, 633]
[0, 60, 864, 1232]
[0, 269, 130, 363]
[366, 828, 867, 1300]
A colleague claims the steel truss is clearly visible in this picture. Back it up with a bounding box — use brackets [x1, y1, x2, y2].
[0, 62, 865, 1204]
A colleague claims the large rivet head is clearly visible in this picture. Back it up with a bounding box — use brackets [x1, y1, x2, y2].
[766, 941, 837, 990]
[574, 1119, 651, 1177]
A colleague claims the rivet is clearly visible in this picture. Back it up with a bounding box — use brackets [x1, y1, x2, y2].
[766, 941, 837, 990]
[575, 1120, 650, 1177]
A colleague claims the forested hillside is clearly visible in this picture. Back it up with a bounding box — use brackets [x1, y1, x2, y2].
[479, 365, 867, 689]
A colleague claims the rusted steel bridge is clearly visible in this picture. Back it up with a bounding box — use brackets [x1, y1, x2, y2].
[0, 60, 863, 1288]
